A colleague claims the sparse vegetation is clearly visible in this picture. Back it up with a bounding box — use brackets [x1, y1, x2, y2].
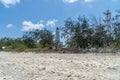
[0, 10, 120, 52]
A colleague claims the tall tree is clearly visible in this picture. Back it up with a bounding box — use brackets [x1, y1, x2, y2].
[91, 17, 107, 47]
[103, 10, 113, 46]
[112, 10, 120, 47]
[93, 24, 107, 47]
[62, 16, 94, 49]
[23, 29, 53, 49]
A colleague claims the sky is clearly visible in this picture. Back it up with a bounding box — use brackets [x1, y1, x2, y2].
[0, 0, 120, 38]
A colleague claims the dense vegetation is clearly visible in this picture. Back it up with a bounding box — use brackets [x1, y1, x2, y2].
[0, 10, 120, 52]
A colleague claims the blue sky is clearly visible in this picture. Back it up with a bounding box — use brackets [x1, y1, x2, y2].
[0, 0, 120, 38]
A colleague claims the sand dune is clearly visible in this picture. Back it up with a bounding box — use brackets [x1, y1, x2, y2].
[0, 52, 120, 80]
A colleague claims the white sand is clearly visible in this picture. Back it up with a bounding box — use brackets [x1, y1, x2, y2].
[0, 52, 120, 80]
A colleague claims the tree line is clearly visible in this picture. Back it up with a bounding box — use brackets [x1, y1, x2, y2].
[0, 10, 120, 52]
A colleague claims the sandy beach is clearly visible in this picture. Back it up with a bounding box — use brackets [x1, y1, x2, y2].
[0, 52, 120, 80]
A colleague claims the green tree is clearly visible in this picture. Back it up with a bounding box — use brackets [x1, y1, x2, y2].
[112, 10, 120, 47]
[62, 16, 94, 49]
[91, 17, 108, 48]
[22, 36, 35, 48]
[0, 37, 27, 51]
[93, 24, 107, 47]
[38, 30, 53, 49]
[23, 29, 53, 49]
[103, 10, 114, 47]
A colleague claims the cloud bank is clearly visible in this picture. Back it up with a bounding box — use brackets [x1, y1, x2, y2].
[63, 0, 94, 3]
[84, 0, 93, 3]
[22, 19, 58, 31]
[0, 0, 20, 8]
[63, 0, 78, 3]
[22, 21, 44, 31]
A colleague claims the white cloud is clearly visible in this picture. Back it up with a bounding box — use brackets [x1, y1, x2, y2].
[6, 24, 14, 28]
[84, 0, 93, 3]
[46, 19, 58, 27]
[63, 0, 94, 3]
[63, 0, 78, 3]
[0, 0, 20, 8]
[22, 21, 44, 31]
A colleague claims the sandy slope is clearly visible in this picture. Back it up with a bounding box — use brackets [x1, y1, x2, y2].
[0, 52, 120, 80]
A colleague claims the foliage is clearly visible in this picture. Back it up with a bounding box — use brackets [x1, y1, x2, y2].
[1, 9, 120, 52]
[23, 29, 53, 49]
[92, 22, 107, 47]
[62, 16, 94, 49]
[112, 10, 120, 47]
[22, 36, 36, 48]
[62, 10, 120, 50]
[0, 38, 27, 51]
